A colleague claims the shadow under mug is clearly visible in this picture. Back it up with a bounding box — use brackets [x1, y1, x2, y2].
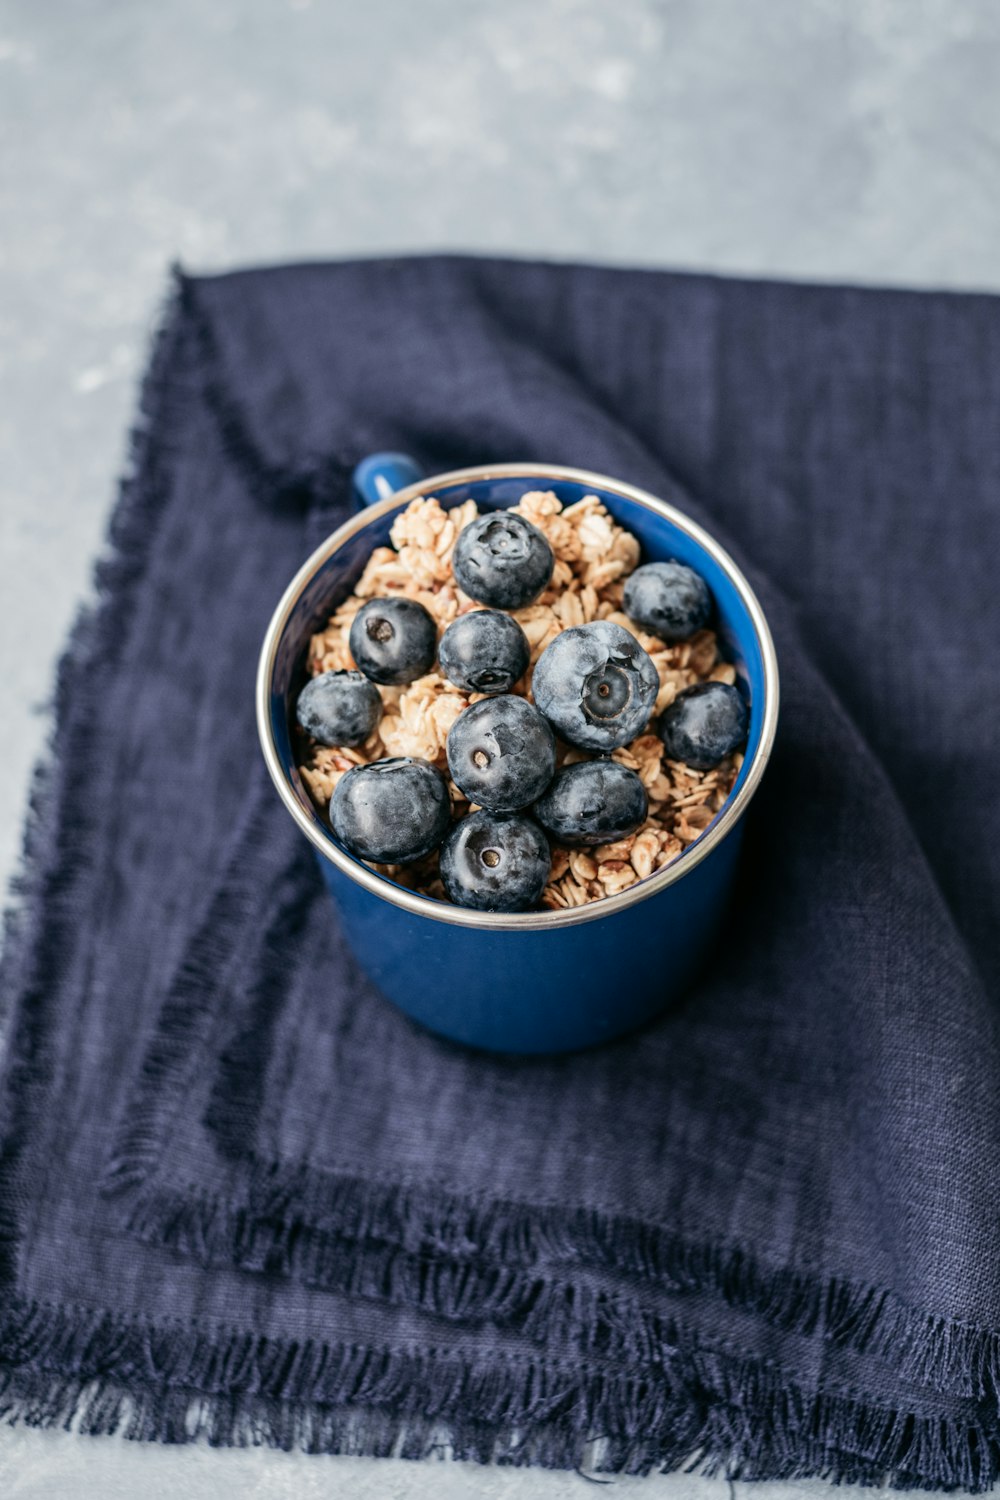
[257, 457, 779, 1054]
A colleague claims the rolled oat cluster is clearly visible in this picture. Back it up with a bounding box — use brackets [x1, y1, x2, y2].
[299, 490, 742, 911]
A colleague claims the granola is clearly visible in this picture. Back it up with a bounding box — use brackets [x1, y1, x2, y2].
[299, 491, 742, 910]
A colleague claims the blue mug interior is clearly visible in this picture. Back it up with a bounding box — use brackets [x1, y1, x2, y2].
[268, 474, 768, 897]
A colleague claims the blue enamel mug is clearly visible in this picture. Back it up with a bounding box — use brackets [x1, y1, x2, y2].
[256, 458, 779, 1055]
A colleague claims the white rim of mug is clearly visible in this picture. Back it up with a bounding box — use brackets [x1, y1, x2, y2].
[256, 463, 780, 932]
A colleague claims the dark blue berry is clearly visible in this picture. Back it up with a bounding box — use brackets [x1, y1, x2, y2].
[624, 561, 712, 642]
[295, 670, 383, 747]
[452, 512, 554, 609]
[438, 610, 530, 695]
[535, 760, 648, 848]
[330, 757, 451, 864]
[440, 810, 550, 912]
[349, 597, 437, 686]
[446, 695, 556, 812]
[532, 621, 659, 752]
[658, 681, 749, 770]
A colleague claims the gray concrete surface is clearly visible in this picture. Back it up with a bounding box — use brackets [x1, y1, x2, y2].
[2, 0, 1000, 1494]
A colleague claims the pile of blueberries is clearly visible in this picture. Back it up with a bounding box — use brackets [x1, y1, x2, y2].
[295, 509, 749, 913]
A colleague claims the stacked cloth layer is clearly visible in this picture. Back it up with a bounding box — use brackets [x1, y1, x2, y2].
[1, 258, 999, 1488]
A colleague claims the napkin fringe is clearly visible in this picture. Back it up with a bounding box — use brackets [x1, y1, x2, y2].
[123, 1198, 686, 1368]
[0, 1296, 995, 1489]
[112, 1164, 1000, 1407]
[0, 275, 192, 1276]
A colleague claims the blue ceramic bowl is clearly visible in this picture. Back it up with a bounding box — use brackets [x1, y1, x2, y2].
[257, 458, 779, 1054]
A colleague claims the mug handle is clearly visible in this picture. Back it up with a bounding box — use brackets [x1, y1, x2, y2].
[351, 451, 425, 510]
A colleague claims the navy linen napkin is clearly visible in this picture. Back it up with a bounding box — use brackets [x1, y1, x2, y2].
[1, 259, 999, 1487]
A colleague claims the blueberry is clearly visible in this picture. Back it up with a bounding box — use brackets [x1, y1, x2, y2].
[535, 760, 648, 849]
[295, 670, 383, 747]
[531, 621, 659, 752]
[349, 597, 437, 686]
[440, 810, 551, 912]
[623, 561, 712, 642]
[446, 695, 556, 812]
[452, 511, 554, 609]
[330, 757, 451, 864]
[438, 610, 530, 695]
[658, 681, 749, 770]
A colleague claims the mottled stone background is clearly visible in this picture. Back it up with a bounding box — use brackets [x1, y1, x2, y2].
[1, 1, 998, 1494]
